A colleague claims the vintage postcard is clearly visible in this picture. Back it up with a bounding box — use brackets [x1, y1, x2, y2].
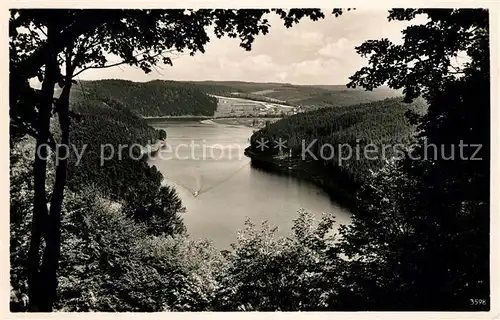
[3, 2, 499, 318]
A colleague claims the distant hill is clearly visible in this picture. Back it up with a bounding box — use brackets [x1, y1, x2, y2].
[70, 79, 219, 117]
[70, 79, 402, 117]
[184, 81, 401, 108]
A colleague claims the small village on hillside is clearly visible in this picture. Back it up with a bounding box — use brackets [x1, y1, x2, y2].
[211, 94, 303, 118]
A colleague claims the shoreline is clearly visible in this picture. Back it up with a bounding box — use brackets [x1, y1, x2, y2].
[244, 147, 358, 213]
[144, 116, 282, 129]
[211, 117, 281, 129]
[142, 115, 212, 119]
[141, 139, 166, 157]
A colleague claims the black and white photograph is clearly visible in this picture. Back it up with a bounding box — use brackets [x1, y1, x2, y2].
[7, 5, 496, 314]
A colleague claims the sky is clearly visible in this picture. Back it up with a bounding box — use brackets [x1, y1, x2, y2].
[77, 9, 425, 86]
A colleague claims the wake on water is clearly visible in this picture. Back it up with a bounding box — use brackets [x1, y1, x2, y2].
[161, 161, 251, 198]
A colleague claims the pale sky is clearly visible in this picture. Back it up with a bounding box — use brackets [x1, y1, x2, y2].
[78, 10, 425, 86]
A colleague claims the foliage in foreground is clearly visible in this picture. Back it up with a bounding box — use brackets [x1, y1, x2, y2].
[10, 143, 219, 311]
[10, 139, 346, 311]
[11, 145, 345, 311]
[214, 212, 342, 311]
[10, 148, 489, 311]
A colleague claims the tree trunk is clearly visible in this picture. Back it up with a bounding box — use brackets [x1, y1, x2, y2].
[39, 72, 73, 311]
[27, 23, 58, 312]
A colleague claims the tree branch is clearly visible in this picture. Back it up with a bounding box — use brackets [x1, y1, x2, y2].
[72, 49, 176, 78]
[35, 24, 48, 38]
[13, 12, 107, 80]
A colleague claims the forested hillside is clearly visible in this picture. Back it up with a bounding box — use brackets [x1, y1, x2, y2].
[62, 95, 184, 235]
[247, 97, 426, 207]
[71, 79, 219, 117]
[68, 97, 155, 194]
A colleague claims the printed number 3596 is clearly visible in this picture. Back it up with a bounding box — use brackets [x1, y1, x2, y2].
[470, 299, 487, 306]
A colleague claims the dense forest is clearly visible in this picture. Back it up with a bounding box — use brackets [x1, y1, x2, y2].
[247, 97, 426, 207]
[71, 79, 219, 117]
[67, 97, 179, 214]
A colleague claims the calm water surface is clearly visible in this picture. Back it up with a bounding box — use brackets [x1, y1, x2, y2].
[147, 120, 351, 249]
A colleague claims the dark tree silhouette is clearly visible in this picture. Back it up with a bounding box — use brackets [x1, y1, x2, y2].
[341, 9, 490, 310]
